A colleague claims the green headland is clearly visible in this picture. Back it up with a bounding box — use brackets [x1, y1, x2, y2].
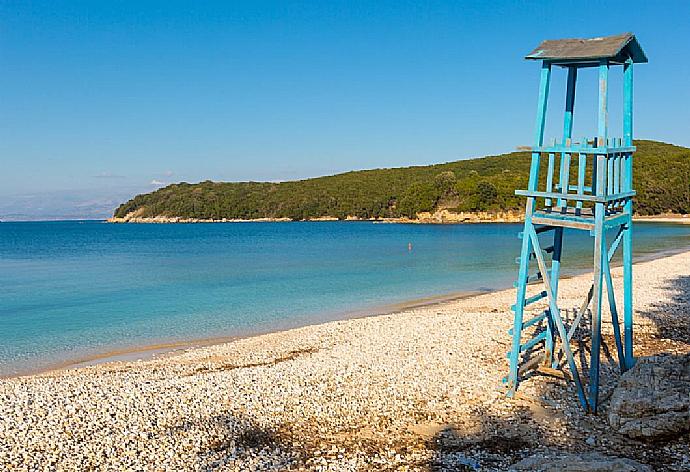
[113, 140, 690, 222]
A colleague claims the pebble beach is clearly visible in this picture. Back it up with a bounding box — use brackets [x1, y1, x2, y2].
[1, 250, 689, 471]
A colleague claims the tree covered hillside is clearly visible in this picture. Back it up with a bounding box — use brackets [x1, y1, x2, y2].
[114, 140, 690, 220]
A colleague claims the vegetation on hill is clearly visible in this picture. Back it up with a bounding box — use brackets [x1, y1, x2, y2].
[114, 140, 690, 220]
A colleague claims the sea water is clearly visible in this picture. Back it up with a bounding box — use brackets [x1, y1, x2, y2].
[1, 220, 689, 376]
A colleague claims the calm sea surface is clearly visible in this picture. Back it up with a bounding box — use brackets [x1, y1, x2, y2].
[1, 220, 689, 376]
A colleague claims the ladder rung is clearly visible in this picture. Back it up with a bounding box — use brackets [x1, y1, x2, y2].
[506, 331, 547, 358]
[508, 310, 548, 334]
[523, 330, 547, 350]
[515, 253, 534, 264]
[513, 270, 550, 287]
[527, 271, 548, 284]
[515, 247, 553, 265]
[511, 291, 548, 311]
[526, 290, 548, 305]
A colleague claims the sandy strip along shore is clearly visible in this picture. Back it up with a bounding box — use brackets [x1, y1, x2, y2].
[1, 251, 689, 470]
[634, 215, 690, 225]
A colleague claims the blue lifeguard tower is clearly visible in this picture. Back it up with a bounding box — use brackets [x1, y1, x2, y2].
[506, 33, 647, 413]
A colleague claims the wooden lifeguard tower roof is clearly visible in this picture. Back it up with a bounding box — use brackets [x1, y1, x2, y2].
[525, 32, 647, 66]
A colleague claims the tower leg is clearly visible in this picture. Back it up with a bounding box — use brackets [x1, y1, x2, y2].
[604, 238, 625, 372]
[622, 59, 634, 371]
[623, 214, 634, 370]
[589, 59, 609, 414]
[590, 203, 605, 413]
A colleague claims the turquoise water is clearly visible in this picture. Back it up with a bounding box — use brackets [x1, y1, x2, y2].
[1, 220, 689, 376]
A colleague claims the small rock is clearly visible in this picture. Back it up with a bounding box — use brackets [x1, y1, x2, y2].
[608, 353, 690, 439]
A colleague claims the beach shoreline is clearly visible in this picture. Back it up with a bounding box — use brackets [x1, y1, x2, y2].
[8, 241, 690, 380]
[5, 289, 492, 379]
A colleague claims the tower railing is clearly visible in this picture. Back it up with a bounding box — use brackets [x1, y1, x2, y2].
[516, 138, 635, 230]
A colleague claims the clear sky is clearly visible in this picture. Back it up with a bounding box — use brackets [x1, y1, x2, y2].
[1, 0, 689, 219]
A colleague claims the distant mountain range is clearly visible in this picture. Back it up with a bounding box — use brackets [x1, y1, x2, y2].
[113, 140, 690, 222]
[0, 189, 144, 222]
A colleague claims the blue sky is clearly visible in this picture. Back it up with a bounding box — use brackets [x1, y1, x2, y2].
[1, 0, 689, 219]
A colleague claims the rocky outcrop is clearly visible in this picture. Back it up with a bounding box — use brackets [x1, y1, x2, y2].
[415, 209, 523, 224]
[510, 452, 653, 472]
[108, 209, 524, 224]
[608, 353, 690, 439]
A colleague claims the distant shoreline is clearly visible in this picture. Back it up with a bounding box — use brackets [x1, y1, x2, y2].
[633, 214, 690, 224]
[1, 213, 686, 224]
[106, 211, 689, 225]
[106, 209, 523, 224]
